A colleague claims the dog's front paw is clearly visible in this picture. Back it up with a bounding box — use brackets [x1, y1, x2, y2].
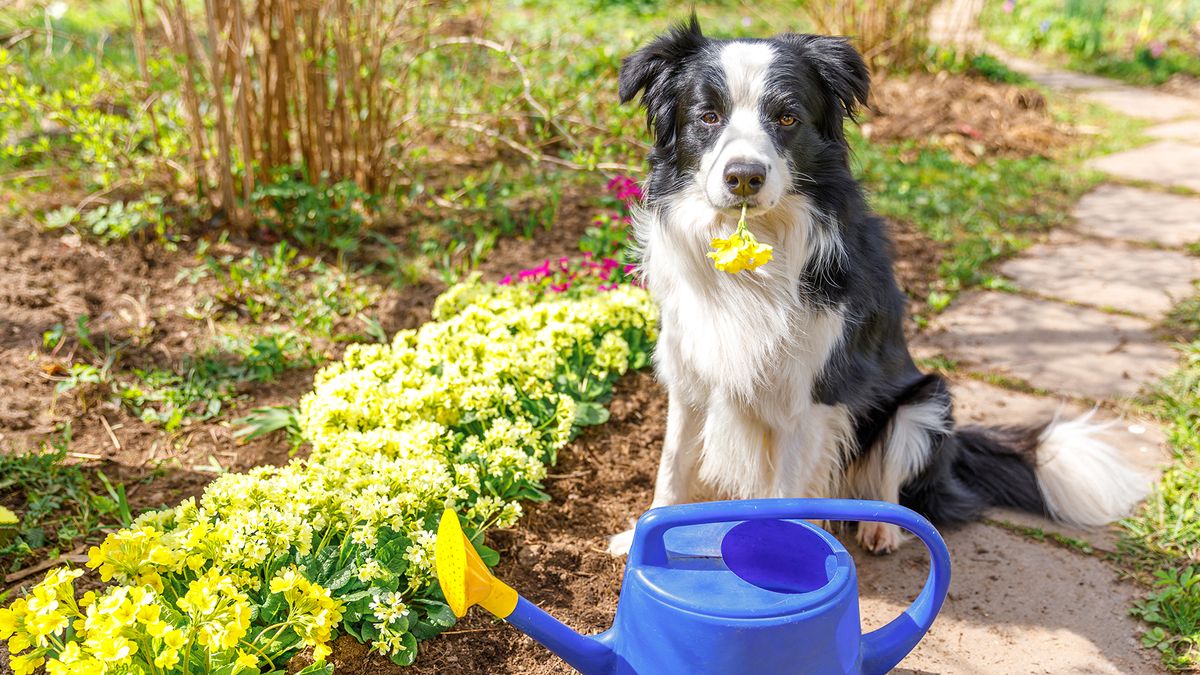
[606, 529, 635, 556]
[857, 522, 904, 555]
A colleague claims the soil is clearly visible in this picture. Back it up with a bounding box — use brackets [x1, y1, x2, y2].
[864, 71, 1075, 164]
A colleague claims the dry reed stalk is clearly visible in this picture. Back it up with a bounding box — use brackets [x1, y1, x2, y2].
[805, 0, 938, 72]
[147, 0, 425, 228]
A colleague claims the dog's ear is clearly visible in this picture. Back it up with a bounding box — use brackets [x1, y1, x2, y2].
[778, 34, 870, 141]
[619, 14, 705, 143]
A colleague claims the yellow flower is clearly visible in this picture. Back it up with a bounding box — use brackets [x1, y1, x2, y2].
[154, 648, 180, 670]
[10, 651, 46, 675]
[162, 627, 186, 650]
[234, 649, 258, 671]
[0, 606, 17, 638]
[86, 634, 136, 662]
[707, 204, 773, 274]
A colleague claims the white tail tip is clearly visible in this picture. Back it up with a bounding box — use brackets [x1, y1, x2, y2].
[1035, 411, 1151, 527]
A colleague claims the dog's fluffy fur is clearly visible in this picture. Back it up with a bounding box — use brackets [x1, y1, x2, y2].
[611, 17, 1148, 554]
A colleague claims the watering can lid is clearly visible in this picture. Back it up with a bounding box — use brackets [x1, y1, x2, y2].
[631, 519, 855, 620]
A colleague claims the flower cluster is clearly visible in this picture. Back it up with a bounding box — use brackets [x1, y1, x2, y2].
[500, 254, 634, 294]
[1, 276, 656, 670]
[708, 204, 773, 273]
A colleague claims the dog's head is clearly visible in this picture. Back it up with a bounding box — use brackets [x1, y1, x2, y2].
[620, 16, 869, 215]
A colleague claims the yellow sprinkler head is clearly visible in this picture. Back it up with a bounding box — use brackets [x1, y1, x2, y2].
[436, 509, 518, 619]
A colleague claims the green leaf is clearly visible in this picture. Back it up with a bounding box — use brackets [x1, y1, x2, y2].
[387, 633, 419, 666]
[573, 401, 609, 426]
[475, 542, 500, 567]
[294, 662, 334, 675]
[422, 601, 457, 627]
[324, 564, 356, 591]
[375, 538, 411, 574]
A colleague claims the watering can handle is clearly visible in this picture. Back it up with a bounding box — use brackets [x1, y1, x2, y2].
[630, 499, 951, 675]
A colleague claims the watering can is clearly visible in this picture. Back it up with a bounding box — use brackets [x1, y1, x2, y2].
[436, 499, 951, 674]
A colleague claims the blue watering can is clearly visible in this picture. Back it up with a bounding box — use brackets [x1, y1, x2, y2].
[436, 499, 951, 674]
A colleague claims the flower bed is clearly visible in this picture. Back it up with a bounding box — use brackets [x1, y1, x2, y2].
[0, 277, 656, 674]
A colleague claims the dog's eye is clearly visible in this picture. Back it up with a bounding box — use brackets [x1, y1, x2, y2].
[778, 114, 797, 127]
[700, 112, 721, 125]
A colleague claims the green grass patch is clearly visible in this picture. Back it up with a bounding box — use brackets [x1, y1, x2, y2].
[0, 428, 130, 573]
[1119, 336, 1200, 668]
[981, 0, 1200, 86]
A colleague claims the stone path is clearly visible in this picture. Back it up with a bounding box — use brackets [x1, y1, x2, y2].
[858, 7, 1200, 672]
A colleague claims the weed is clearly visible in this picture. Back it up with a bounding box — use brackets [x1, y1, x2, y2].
[233, 405, 305, 454]
[0, 429, 127, 573]
[1120, 333, 1200, 668]
[1132, 567, 1200, 668]
[252, 170, 375, 255]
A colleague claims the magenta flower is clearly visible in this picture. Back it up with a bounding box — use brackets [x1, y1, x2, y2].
[499, 274, 513, 285]
[1149, 40, 1166, 59]
[606, 175, 643, 205]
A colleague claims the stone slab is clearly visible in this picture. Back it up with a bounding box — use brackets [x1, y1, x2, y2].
[1073, 184, 1200, 246]
[1083, 87, 1200, 121]
[999, 239, 1200, 318]
[1089, 141, 1200, 192]
[1147, 119, 1200, 141]
[854, 523, 1157, 674]
[916, 292, 1178, 399]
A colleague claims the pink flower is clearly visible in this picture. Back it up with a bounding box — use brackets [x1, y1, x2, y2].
[550, 282, 571, 293]
[1149, 40, 1166, 59]
[499, 274, 513, 285]
[606, 175, 643, 205]
[1002, 0, 1014, 13]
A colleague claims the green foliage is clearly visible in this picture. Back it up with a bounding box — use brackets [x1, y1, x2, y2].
[1121, 338, 1200, 669]
[117, 333, 313, 431]
[233, 405, 305, 454]
[0, 430, 127, 573]
[252, 170, 375, 254]
[982, 0, 1200, 85]
[194, 241, 378, 338]
[925, 47, 1032, 84]
[0, 47, 186, 189]
[1132, 567, 1200, 668]
[43, 196, 173, 242]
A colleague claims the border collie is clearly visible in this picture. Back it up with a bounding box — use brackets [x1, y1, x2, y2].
[609, 17, 1148, 554]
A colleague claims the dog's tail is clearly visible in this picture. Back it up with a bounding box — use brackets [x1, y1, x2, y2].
[904, 411, 1150, 527]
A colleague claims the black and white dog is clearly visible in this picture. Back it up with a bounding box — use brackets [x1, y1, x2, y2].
[610, 17, 1147, 555]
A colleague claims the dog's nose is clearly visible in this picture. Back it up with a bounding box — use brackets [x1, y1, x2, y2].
[723, 161, 766, 197]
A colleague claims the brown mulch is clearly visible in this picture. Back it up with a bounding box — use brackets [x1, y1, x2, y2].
[864, 71, 1075, 164]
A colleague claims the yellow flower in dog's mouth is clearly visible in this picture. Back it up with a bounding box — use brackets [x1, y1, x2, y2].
[708, 203, 772, 274]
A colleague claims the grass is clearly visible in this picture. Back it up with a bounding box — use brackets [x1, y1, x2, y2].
[1117, 330, 1200, 668]
[852, 95, 1147, 313]
[981, 0, 1200, 86]
[0, 427, 130, 573]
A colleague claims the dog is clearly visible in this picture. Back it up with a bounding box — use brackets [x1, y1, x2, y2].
[608, 17, 1148, 555]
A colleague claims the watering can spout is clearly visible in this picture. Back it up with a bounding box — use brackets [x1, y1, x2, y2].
[436, 510, 616, 675]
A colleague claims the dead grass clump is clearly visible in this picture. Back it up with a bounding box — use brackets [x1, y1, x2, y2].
[864, 71, 1075, 163]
